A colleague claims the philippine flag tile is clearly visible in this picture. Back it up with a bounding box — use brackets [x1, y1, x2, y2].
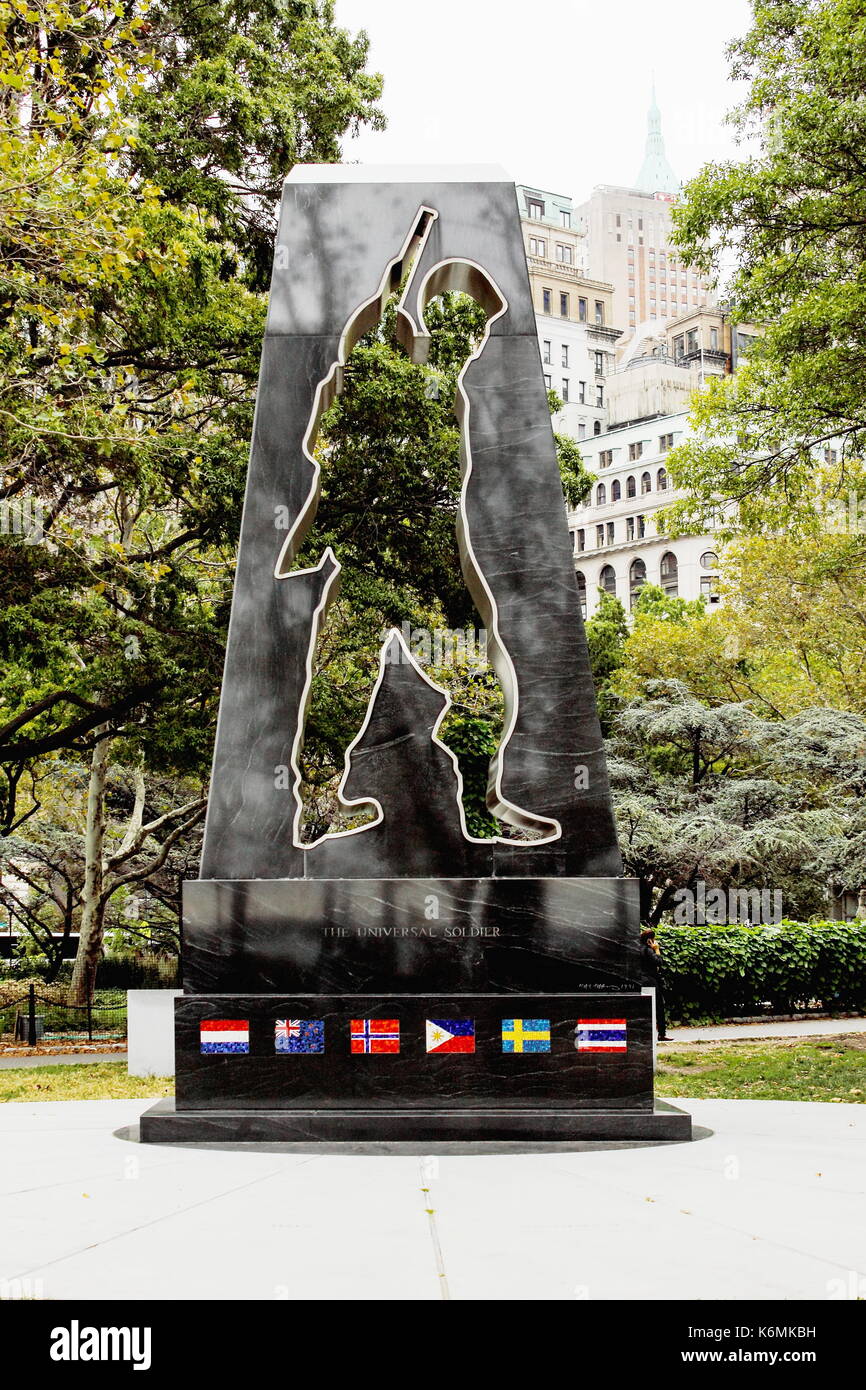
[425, 1019, 475, 1054]
[200, 1019, 249, 1054]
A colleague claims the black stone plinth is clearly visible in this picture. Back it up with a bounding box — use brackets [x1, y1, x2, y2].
[170, 992, 655, 1116]
[182, 876, 642, 994]
[139, 1098, 692, 1143]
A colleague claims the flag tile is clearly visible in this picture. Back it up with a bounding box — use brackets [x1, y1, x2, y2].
[425, 1019, 475, 1054]
[275, 1019, 325, 1054]
[501, 1018, 550, 1053]
[200, 1019, 249, 1054]
[350, 1019, 400, 1054]
[575, 1019, 627, 1053]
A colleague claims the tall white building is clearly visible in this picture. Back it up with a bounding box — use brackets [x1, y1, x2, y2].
[516, 185, 619, 440]
[575, 91, 715, 339]
[568, 407, 721, 620]
[566, 313, 735, 618]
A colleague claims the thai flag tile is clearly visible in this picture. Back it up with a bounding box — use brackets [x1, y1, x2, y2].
[200, 1019, 249, 1054]
[575, 1018, 627, 1053]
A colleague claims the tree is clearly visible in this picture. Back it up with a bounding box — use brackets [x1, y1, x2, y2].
[609, 682, 860, 923]
[0, 0, 385, 994]
[584, 591, 629, 734]
[667, 0, 866, 537]
[612, 542, 866, 718]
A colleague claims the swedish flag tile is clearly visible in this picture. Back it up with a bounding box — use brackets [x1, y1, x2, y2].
[501, 1018, 551, 1053]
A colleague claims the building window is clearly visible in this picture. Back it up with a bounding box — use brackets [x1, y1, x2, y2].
[701, 574, 720, 602]
[637, 514, 646, 539]
[596, 483, 607, 506]
[576, 569, 587, 619]
[596, 385, 604, 407]
[600, 564, 616, 595]
[594, 420, 601, 436]
[542, 288, 551, 314]
[578, 381, 586, 403]
[556, 243, 573, 265]
[612, 479, 621, 501]
[578, 297, 587, 322]
[626, 474, 636, 498]
[657, 467, 668, 490]
[562, 378, 569, 402]
[660, 551, 678, 597]
[641, 471, 651, 494]
[599, 449, 613, 467]
[629, 557, 647, 609]
[700, 550, 719, 570]
[710, 326, 719, 350]
[824, 447, 838, 464]
[576, 528, 585, 552]
[560, 292, 569, 317]
[686, 328, 699, 354]
[606, 521, 615, 545]
[529, 236, 546, 257]
[543, 373, 552, 388]
[595, 300, 604, 325]
[659, 432, 674, 452]
[527, 198, 544, 219]
[596, 524, 605, 547]
[594, 351, 605, 376]
[626, 517, 635, 541]
[673, 334, 684, 360]
[629, 441, 643, 461]
[542, 340, 551, 364]
[560, 209, 571, 228]
[578, 422, 586, 439]
[561, 345, 569, 368]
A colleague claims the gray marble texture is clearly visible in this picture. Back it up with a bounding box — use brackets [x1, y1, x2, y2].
[182, 876, 642, 994]
[200, 173, 621, 881]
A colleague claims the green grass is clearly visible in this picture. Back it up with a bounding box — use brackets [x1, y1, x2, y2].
[0, 1063, 171, 1103]
[2, 1037, 865, 1105]
[658, 1033, 866, 1102]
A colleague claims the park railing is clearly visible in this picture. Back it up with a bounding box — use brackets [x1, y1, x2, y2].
[0, 983, 127, 1045]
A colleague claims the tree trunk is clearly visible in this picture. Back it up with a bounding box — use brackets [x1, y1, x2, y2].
[68, 730, 111, 1005]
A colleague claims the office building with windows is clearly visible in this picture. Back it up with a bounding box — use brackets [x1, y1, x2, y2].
[517, 186, 620, 439]
[575, 92, 714, 338]
[565, 315, 732, 619]
[568, 409, 721, 621]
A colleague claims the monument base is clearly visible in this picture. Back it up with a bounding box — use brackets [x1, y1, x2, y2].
[138, 1097, 692, 1143]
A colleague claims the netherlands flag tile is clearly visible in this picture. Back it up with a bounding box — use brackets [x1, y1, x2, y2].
[575, 1019, 627, 1053]
[200, 1019, 250, 1054]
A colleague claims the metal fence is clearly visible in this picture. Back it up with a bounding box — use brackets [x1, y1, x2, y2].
[0, 983, 127, 1045]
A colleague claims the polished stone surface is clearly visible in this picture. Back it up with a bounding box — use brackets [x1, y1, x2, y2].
[170, 993, 653, 1114]
[201, 172, 621, 880]
[140, 1097, 690, 1143]
[182, 877, 642, 994]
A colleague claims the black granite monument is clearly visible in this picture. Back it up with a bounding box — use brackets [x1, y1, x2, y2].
[140, 165, 691, 1142]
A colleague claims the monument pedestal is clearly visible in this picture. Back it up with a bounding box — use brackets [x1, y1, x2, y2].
[139, 880, 692, 1144]
[139, 1098, 691, 1143]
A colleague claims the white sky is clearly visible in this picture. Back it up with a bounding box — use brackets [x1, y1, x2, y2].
[335, 0, 753, 199]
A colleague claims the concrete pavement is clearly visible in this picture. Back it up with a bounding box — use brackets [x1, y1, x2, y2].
[0, 1096, 863, 1300]
[666, 1018, 866, 1044]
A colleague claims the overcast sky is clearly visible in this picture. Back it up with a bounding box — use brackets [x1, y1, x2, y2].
[335, 0, 753, 199]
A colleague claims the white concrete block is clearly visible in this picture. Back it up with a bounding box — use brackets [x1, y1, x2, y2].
[127, 990, 181, 1077]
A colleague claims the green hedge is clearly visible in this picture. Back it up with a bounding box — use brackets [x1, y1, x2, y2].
[655, 920, 866, 1022]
